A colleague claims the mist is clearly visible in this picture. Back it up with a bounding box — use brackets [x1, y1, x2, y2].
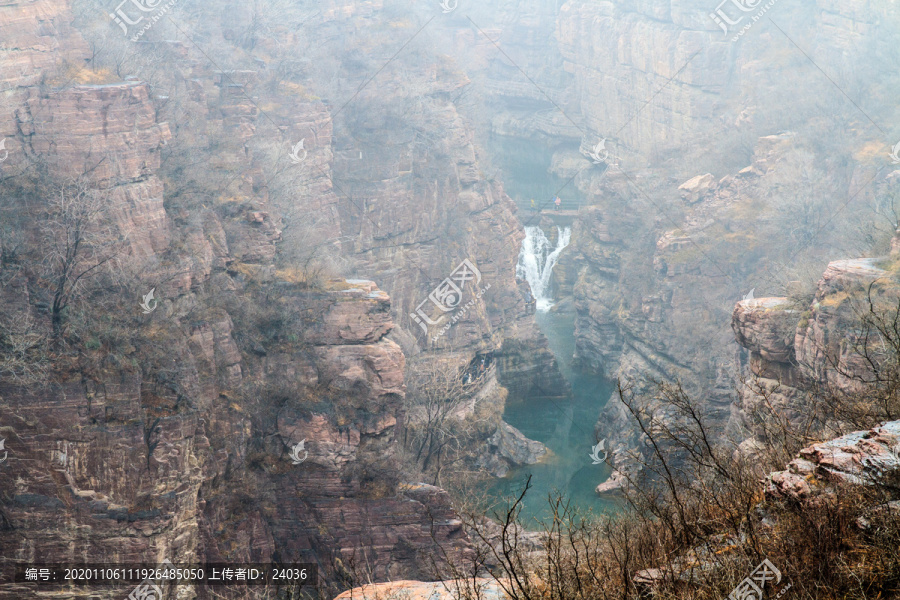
[2, 0, 900, 598]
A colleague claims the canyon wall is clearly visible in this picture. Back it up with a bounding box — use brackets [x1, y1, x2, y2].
[3, 0, 900, 594]
[545, 0, 900, 472]
[292, 0, 900, 490]
[0, 0, 551, 595]
[732, 246, 900, 442]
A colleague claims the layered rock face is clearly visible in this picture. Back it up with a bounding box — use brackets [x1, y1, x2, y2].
[291, 5, 566, 427]
[559, 0, 898, 410]
[0, 0, 599, 592]
[557, 0, 730, 160]
[0, 0, 505, 595]
[421, 0, 896, 485]
[237, 281, 473, 584]
[766, 420, 900, 501]
[0, 0, 89, 89]
[579, 120, 900, 479]
[0, 280, 470, 598]
[20, 82, 172, 260]
[730, 255, 896, 437]
[555, 0, 897, 160]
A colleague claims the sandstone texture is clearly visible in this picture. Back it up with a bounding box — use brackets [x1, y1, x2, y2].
[4, 0, 900, 594]
[0, 0, 586, 593]
[732, 298, 797, 364]
[0, 0, 536, 595]
[579, 126, 900, 484]
[730, 254, 897, 439]
[419, 0, 899, 494]
[766, 421, 900, 500]
[0, 275, 473, 598]
[333, 579, 508, 600]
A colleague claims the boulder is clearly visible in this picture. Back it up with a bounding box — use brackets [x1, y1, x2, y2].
[678, 174, 716, 204]
[731, 297, 797, 363]
[766, 421, 900, 498]
[477, 421, 547, 477]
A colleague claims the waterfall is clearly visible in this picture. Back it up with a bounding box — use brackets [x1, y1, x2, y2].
[516, 225, 571, 312]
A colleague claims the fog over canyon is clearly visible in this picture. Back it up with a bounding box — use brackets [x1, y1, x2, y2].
[2, 0, 900, 599]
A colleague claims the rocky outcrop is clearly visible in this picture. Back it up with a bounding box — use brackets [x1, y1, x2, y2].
[793, 259, 889, 387]
[418, 1, 900, 482]
[288, 7, 565, 462]
[732, 296, 804, 391]
[0, 1, 483, 593]
[476, 421, 548, 478]
[496, 322, 570, 400]
[627, 417, 900, 596]
[0, 0, 611, 590]
[678, 174, 716, 205]
[730, 255, 896, 439]
[334, 578, 508, 600]
[732, 298, 797, 364]
[429, 0, 900, 484]
[9, 0, 898, 593]
[0, 0, 89, 89]
[581, 117, 900, 488]
[334, 99, 529, 355]
[0, 275, 474, 598]
[766, 420, 900, 501]
[19, 82, 173, 260]
[557, 0, 732, 159]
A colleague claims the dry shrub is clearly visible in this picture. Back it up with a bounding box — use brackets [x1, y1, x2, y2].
[442, 372, 900, 600]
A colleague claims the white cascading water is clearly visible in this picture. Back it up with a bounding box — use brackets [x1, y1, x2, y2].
[516, 225, 572, 312]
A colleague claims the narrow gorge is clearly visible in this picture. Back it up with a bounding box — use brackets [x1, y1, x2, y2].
[1, 0, 900, 599]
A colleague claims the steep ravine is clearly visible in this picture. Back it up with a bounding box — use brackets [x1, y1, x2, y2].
[448, 0, 900, 486]
[0, 0, 571, 596]
[3, 0, 900, 597]
[492, 308, 617, 523]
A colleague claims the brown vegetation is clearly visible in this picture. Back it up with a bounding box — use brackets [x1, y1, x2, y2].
[432, 296, 900, 600]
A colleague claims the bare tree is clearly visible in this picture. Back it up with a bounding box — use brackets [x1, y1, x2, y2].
[143, 416, 162, 472]
[38, 175, 121, 336]
[808, 280, 900, 429]
[0, 313, 49, 386]
[404, 357, 479, 480]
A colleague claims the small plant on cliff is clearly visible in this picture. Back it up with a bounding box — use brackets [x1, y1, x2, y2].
[143, 416, 162, 472]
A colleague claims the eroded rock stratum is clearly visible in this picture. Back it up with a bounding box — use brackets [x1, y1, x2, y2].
[0, 0, 560, 595]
